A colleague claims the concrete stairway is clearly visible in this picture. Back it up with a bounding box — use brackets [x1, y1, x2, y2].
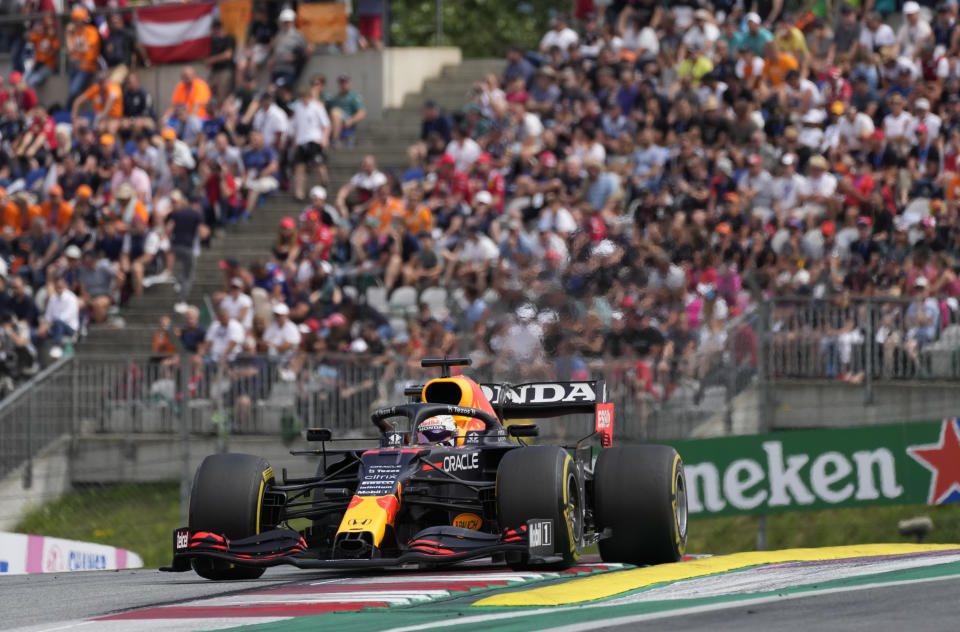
[79, 58, 504, 356]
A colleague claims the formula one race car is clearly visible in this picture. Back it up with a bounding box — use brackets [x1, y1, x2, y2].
[163, 358, 688, 579]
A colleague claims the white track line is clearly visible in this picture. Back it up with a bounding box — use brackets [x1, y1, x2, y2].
[380, 572, 960, 632]
[606, 553, 960, 604]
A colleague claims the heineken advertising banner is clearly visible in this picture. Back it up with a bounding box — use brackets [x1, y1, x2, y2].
[668, 419, 960, 518]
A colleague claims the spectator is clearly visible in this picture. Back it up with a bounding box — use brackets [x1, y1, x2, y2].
[24, 14, 59, 89]
[102, 13, 147, 72]
[421, 100, 453, 144]
[120, 74, 156, 135]
[65, 7, 100, 106]
[271, 9, 311, 88]
[167, 191, 206, 314]
[356, 0, 385, 50]
[72, 72, 124, 134]
[77, 249, 116, 325]
[263, 302, 300, 360]
[290, 89, 331, 201]
[205, 19, 236, 100]
[201, 306, 245, 364]
[327, 75, 366, 145]
[242, 130, 280, 216]
[164, 67, 211, 122]
[35, 275, 79, 358]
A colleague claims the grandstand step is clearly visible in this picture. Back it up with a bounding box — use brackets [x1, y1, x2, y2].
[441, 58, 504, 77]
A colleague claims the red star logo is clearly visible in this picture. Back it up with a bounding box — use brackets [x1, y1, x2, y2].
[907, 419, 960, 505]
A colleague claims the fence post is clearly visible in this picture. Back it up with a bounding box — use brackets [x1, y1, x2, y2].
[755, 299, 772, 550]
[178, 353, 191, 526]
[864, 295, 874, 405]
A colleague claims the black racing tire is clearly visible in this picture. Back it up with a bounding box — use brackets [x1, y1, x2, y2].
[497, 446, 583, 570]
[188, 453, 275, 580]
[594, 445, 687, 566]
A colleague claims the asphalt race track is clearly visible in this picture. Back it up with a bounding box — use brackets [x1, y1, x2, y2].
[2, 546, 960, 631]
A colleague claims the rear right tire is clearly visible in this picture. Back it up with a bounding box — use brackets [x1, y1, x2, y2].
[188, 453, 275, 580]
[593, 445, 687, 565]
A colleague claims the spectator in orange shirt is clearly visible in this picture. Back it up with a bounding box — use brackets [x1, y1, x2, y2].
[0, 188, 18, 239]
[761, 40, 798, 90]
[72, 73, 124, 134]
[110, 184, 149, 228]
[25, 15, 59, 89]
[41, 185, 74, 233]
[365, 182, 405, 235]
[164, 66, 211, 122]
[9, 192, 43, 236]
[401, 182, 433, 234]
[66, 7, 101, 106]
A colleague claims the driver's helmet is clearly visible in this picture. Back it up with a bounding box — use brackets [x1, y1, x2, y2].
[417, 415, 459, 445]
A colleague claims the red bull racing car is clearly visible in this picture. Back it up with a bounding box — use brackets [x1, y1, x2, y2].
[163, 358, 688, 579]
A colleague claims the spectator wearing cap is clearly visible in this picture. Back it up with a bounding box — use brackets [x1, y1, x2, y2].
[327, 75, 366, 146]
[796, 154, 838, 218]
[290, 88, 331, 201]
[40, 185, 73, 234]
[908, 122, 940, 182]
[66, 7, 101, 105]
[241, 130, 280, 216]
[111, 183, 149, 228]
[468, 152, 505, 212]
[912, 98, 942, 141]
[164, 67, 211, 122]
[111, 155, 153, 208]
[264, 302, 300, 359]
[735, 13, 773, 56]
[898, 2, 933, 57]
[7, 72, 37, 114]
[220, 276, 253, 331]
[24, 14, 59, 89]
[271, 9, 311, 88]
[205, 20, 236, 100]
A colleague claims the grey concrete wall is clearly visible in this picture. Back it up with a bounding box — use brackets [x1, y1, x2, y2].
[0, 437, 71, 531]
[769, 381, 960, 430]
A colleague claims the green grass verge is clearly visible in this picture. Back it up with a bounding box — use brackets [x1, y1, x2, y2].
[14, 485, 960, 570]
[687, 502, 960, 554]
[14, 483, 181, 569]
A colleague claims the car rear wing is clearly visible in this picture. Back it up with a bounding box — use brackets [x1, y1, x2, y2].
[480, 381, 614, 446]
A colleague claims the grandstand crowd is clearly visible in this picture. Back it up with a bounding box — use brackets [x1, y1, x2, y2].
[1, 1, 959, 402]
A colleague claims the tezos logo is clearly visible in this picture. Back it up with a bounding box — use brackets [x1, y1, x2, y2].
[443, 452, 479, 473]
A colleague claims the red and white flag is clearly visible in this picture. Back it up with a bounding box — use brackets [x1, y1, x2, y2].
[135, 3, 213, 64]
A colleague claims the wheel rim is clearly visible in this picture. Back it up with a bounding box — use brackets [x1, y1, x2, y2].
[566, 474, 583, 546]
[675, 470, 688, 540]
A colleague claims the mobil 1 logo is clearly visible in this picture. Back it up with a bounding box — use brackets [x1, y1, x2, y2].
[527, 519, 554, 556]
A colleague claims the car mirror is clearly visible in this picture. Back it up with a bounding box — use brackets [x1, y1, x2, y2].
[306, 427, 333, 442]
[508, 424, 539, 438]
